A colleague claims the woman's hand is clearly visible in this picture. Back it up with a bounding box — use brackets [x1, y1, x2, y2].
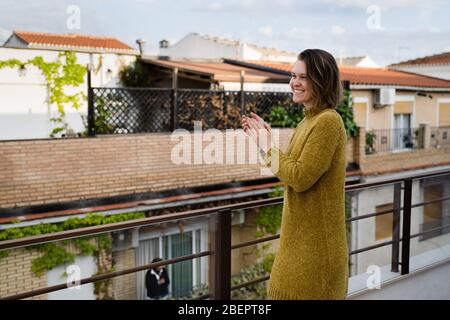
[241, 112, 272, 154]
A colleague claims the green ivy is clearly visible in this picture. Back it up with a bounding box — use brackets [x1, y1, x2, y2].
[261, 253, 275, 274]
[0, 52, 86, 137]
[255, 186, 284, 237]
[0, 212, 145, 278]
[336, 89, 358, 138]
[267, 106, 304, 128]
[231, 263, 268, 300]
[31, 243, 75, 276]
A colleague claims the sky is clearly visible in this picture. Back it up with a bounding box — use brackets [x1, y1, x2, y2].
[0, 0, 449, 66]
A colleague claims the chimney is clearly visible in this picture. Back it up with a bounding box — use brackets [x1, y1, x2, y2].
[136, 39, 146, 55]
[159, 39, 170, 49]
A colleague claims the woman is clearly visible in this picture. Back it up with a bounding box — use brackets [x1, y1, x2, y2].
[241, 49, 348, 300]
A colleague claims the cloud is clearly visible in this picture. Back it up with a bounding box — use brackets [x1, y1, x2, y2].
[258, 25, 273, 37]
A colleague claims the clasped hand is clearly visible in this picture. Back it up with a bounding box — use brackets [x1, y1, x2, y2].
[241, 112, 273, 154]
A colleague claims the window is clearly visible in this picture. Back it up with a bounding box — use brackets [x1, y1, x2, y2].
[375, 203, 394, 240]
[439, 103, 450, 126]
[136, 227, 206, 299]
[393, 113, 412, 150]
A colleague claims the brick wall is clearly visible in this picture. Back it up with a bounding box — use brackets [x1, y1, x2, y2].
[361, 146, 450, 176]
[0, 248, 46, 300]
[112, 248, 136, 300]
[0, 129, 302, 209]
[1, 125, 448, 210]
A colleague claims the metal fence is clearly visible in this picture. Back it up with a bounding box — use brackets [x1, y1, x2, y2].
[1, 168, 450, 300]
[87, 87, 301, 135]
[365, 127, 422, 155]
[430, 126, 450, 148]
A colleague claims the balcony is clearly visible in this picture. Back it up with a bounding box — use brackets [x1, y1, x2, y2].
[365, 125, 450, 155]
[0, 168, 449, 300]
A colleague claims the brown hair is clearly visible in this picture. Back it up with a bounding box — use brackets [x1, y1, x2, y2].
[298, 49, 342, 112]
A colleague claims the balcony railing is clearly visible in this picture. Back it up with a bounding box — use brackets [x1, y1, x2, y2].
[365, 127, 421, 155]
[430, 126, 450, 148]
[1, 169, 450, 300]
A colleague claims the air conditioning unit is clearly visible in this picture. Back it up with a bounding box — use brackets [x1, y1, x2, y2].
[374, 88, 396, 107]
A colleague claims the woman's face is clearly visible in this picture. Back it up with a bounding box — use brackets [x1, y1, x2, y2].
[290, 60, 312, 105]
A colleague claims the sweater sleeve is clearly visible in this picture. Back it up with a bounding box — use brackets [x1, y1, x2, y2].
[264, 114, 341, 193]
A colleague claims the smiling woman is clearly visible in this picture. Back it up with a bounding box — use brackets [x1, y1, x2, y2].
[242, 49, 348, 300]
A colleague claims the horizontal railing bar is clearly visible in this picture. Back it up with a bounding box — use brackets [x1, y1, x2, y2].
[345, 169, 450, 192]
[190, 293, 212, 300]
[411, 195, 450, 209]
[1, 250, 212, 300]
[410, 223, 450, 239]
[231, 276, 271, 291]
[346, 207, 395, 223]
[231, 235, 280, 250]
[346, 194, 450, 223]
[349, 239, 396, 256]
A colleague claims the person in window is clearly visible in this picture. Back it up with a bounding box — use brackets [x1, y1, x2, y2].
[145, 257, 170, 299]
[241, 49, 349, 299]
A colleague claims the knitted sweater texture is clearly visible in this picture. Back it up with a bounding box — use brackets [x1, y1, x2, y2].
[264, 107, 349, 300]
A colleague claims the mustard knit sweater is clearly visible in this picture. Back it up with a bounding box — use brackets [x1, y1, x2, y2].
[263, 107, 349, 300]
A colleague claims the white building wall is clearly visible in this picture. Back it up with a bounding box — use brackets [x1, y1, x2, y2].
[0, 47, 136, 140]
[160, 34, 239, 60]
[47, 255, 97, 300]
[240, 44, 262, 61]
[159, 34, 297, 62]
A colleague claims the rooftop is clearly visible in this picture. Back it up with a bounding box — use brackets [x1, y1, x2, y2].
[390, 52, 450, 67]
[142, 58, 289, 83]
[226, 59, 450, 89]
[3, 30, 136, 54]
[182, 33, 298, 57]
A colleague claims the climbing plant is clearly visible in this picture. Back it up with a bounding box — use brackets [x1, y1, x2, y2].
[0, 51, 86, 137]
[255, 186, 284, 238]
[336, 89, 359, 138]
[267, 106, 304, 128]
[0, 212, 145, 299]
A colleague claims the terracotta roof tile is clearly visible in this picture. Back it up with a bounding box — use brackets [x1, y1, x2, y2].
[390, 52, 450, 67]
[13, 30, 134, 52]
[340, 66, 450, 88]
[238, 60, 450, 88]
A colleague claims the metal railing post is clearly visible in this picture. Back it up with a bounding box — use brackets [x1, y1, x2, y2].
[87, 67, 95, 137]
[171, 67, 178, 131]
[214, 208, 232, 300]
[240, 70, 245, 115]
[391, 182, 401, 272]
[401, 179, 413, 275]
